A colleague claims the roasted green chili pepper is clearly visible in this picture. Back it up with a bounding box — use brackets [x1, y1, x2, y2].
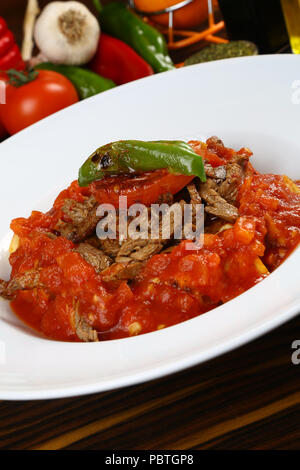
[78, 140, 206, 187]
[35, 63, 116, 99]
[96, 1, 174, 74]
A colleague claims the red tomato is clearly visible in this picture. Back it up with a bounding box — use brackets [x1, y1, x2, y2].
[0, 71, 7, 139]
[90, 169, 194, 206]
[0, 70, 78, 135]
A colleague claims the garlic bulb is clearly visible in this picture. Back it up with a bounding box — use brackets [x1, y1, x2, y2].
[34, 1, 100, 65]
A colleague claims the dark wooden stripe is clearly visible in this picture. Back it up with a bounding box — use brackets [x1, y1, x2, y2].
[0, 314, 299, 450]
[200, 406, 300, 450]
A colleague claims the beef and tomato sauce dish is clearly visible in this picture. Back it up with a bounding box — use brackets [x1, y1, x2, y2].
[0, 137, 299, 342]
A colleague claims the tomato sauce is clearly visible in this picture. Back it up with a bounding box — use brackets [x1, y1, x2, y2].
[8, 153, 300, 342]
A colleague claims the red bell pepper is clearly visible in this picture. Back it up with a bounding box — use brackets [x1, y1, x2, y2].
[0, 17, 25, 71]
[89, 33, 153, 85]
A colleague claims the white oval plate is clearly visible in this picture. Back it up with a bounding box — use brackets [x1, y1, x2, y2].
[0, 55, 299, 400]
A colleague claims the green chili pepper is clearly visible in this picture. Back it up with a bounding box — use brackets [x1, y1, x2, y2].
[96, 1, 174, 74]
[35, 63, 116, 99]
[78, 140, 206, 187]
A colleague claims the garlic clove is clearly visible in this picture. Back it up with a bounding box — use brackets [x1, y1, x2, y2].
[34, 1, 100, 66]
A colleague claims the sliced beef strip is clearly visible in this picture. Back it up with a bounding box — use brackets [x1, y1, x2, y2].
[73, 302, 98, 342]
[218, 155, 249, 205]
[0, 280, 9, 300]
[116, 239, 163, 263]
[0, 269, 42, 300]
[131, 241, 164, 261]
[205, 137, 250, 203]
[87, 237, 121, 258]
[110, 200, 187, 271]
[89, 192, 176, 265]
[62, 196, 97, 225]
[204, 157, 246, 195]
[69, 206, 100, 243]
[75, 243, 112, 273]
[59, 191, 181, 272]
[185, 184, 204, 237]
[101, 261, 145, 284]
[55, 196, 100, 243]
[199, 179, 238, 223]
[114, 198, 183, 264]
[116, 239, 146, 259]
[204, 163, 227, 182]
[213, 165, 227, 181]
[54, 220, 76, 241]
[187, 183, 202, 205]
[155, 198, 200, 243]
[117, 262, 145, 280]
[160, 199, 188, 240]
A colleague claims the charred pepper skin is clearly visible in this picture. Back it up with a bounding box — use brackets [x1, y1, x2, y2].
[98, 2, 174, 74]
[78, 140, 206, 187]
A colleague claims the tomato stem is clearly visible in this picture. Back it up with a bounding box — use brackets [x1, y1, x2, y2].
[7, 68, 38, 87]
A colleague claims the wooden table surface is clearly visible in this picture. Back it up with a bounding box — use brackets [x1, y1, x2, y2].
[0, 315, 299, 450]
[0, 0, 299, 451]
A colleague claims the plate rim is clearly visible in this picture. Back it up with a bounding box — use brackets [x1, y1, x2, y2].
[0, 54, 299, 400]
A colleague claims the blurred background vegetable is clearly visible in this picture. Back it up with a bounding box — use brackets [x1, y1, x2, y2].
[184, 40, 258, 65]
[0, 0, 294, 140]
[22, 0, 40, 61]
[89, 32, 153, 85]
[96, 1, 174, 73]
[36, 62, 115, 98]
[0, 16, 25, 70]
[0, 69, 78, 134]
[133, 0, 218, 29]
[34, 1, 100, 64]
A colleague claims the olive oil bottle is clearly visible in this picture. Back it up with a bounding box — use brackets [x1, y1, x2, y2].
[281, 0, 300, 53]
